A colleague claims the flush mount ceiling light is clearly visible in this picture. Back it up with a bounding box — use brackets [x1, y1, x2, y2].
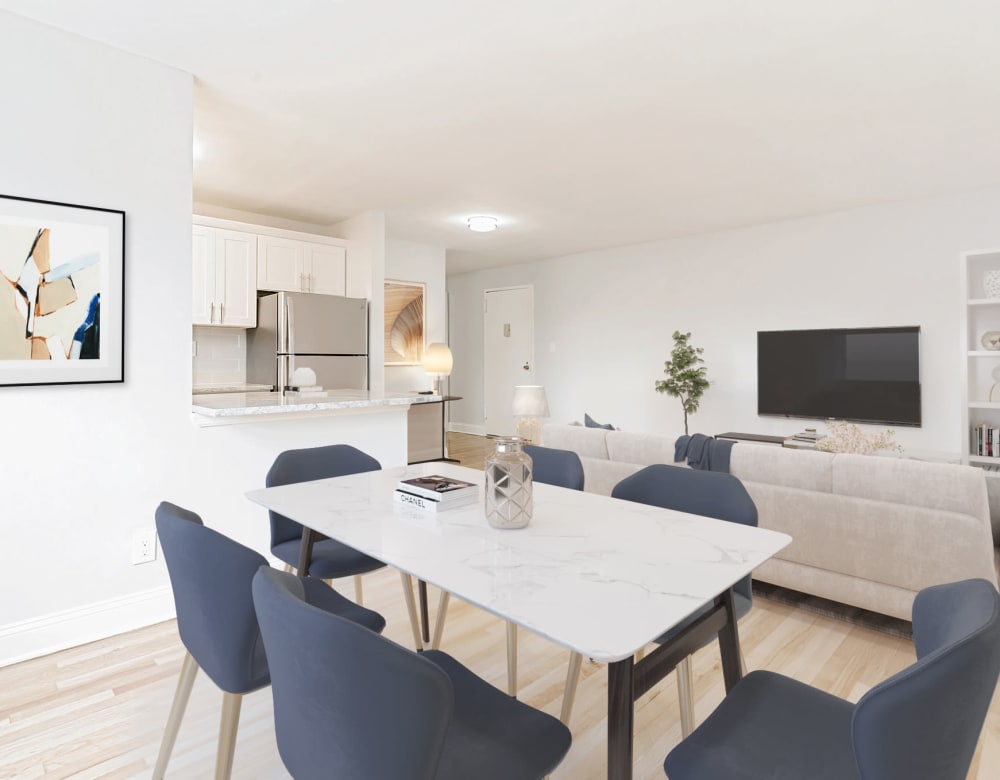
[467, 215, 499, 232]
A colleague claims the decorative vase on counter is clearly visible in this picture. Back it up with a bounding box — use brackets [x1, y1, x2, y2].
[485, 437, 533, 529]
[985, 270, 1000, 299]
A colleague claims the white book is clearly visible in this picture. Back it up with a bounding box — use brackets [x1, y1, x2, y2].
[393, 489, 477, 512]
[396, 474, 479, 502]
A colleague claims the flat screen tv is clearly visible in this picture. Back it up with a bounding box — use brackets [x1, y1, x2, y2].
[757, 327, 921, 427]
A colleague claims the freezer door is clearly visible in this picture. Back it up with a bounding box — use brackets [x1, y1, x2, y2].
[281, 355, 369, 391]
[281, 292, 368, 355]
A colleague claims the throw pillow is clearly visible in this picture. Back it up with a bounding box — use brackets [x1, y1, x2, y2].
[584, 412, 614, 430]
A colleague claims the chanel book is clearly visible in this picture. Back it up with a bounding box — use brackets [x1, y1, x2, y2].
[393, 488, 477, 512]
[396, 474, 478, 503]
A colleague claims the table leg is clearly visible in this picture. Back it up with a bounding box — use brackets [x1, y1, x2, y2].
[399, 572, 424, 651]
[296, 528, 318, 577]
[418, 580, 431, 643]
[718, 587, 743, 692]
[607, 656, 635, 780]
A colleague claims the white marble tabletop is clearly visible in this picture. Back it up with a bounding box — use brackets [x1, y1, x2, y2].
[192, 389, 442, 417]
[246, 462, 790, 663]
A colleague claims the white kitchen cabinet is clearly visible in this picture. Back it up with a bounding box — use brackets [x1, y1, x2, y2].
[257, 235, 346, 295]
[192, 226, 257, 327]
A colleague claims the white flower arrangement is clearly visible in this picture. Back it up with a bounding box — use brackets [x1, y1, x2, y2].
[815, 420, 903, 455]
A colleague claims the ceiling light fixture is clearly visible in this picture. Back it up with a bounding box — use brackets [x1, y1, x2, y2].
[467, 215, 499, 232]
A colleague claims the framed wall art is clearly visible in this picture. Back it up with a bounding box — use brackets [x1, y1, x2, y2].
[383, 279, 425, 365]
[0, 194, 125, 386]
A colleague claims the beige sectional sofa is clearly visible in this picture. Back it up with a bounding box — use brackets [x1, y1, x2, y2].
[541, 424, 998, 621]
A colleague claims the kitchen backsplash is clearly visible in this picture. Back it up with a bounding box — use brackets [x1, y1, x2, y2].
[192, 326, 246, 386]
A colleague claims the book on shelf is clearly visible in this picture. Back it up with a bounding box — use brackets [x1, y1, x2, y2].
[396, 474, 479, 502]
[393, 489, 478, 512]
[972, 423, 1000, 458]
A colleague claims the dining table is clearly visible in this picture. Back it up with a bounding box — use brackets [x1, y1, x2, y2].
[246, 461, 791, 779]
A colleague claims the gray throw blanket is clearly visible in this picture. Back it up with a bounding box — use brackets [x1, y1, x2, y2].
[674, 434, 735, 473]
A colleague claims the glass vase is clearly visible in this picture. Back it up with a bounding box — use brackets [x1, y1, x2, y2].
[485, 436, 533, 529]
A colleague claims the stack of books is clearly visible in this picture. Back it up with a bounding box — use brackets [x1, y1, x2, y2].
[394, 474, 479, 512]
[973, 423, 1000, 458]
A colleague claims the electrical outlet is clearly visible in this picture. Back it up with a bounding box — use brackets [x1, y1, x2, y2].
[132, 528, 157, 565]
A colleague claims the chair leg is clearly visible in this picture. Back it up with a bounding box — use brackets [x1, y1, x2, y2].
[353, 574, 364, 605]
[506, 621, 518, 697]
[676, 654, 696, 738]
[152, 651, 199, 780]
[635, 645, 646, 662]
[399, 572, 423, 650]
[431, 590, 450, 650]
[560, 651, 583, 725]
[282, 563, 293, 573]
[215, 692, 242, 780]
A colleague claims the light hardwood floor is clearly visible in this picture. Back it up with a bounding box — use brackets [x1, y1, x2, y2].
[2, 432, 998, 779]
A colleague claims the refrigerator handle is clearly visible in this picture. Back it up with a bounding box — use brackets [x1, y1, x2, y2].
[285, 296, 294, 354]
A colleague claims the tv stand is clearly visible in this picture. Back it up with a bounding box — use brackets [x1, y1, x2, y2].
[716, 431, 787, 447]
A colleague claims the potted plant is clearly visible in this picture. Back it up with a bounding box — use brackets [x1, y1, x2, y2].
[655, 331, 709, 436]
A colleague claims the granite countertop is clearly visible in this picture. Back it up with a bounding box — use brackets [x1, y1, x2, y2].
[192, 383, 273, 394]
[191, 389, 442, 418]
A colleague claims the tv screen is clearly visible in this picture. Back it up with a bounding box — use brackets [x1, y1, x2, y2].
[757, 327, 921, 427]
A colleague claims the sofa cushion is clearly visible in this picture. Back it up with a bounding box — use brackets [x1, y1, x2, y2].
[606, 431, 678, 468]
[831, 453, 989, 521]
[730, 443, 834, 493]
[584, 412, 615, 430]
[541, 423, 610, 460]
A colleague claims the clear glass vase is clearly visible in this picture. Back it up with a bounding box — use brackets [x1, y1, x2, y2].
[485, 436, 533, 529]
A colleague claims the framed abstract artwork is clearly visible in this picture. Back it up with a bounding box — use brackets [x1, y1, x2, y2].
[0, 194, 125, 386]
[383, 279, 425, 365]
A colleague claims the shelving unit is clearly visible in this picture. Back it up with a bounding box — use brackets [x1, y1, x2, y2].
[960, 248, 1000, 479]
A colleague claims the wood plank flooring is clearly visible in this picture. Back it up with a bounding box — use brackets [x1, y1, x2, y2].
[1, 431, 997, 778]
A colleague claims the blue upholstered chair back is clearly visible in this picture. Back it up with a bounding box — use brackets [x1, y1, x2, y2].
[252, 567, 453, 780]
[852, 578, 1000, 780]
[612, 465, 757, 602]
[265, 444, 381, 547]
[523, 444, 585, 491]
[155, 501, 270, 694]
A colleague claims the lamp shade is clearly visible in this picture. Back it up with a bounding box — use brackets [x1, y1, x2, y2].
[512, 385, 549, 417]
[423, 343, 453, 376]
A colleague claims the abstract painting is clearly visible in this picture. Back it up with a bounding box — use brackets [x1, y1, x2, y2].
[384, 279, 425, 365]
[0, 194, 124, 386]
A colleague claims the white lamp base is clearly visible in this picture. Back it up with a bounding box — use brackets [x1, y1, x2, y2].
[515, 416, 541, 445]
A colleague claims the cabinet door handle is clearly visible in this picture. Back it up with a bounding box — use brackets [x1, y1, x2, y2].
[308, 273, 313, 291]
[210, 302, 215, 323]
[220, 303, 224, 324]
[300, 272, 306, 291]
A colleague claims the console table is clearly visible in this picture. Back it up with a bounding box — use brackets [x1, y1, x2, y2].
[716, 431, 787, 447]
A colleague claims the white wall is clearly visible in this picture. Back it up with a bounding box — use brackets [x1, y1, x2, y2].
[0, 14, 194, 659]
[448, 186, 1000, 453]
[384, 238, 448, 394]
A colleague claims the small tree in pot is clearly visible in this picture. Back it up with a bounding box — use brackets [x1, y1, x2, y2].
[655, 331, 709, 436]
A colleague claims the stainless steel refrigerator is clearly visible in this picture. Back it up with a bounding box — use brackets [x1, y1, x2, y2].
[247, 292, 369, 391]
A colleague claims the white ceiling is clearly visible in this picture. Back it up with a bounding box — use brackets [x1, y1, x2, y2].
[4, 1, 1000, 273]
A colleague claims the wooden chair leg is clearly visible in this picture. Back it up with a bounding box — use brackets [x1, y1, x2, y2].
[431, 590, 450, 650]
[282, 563, 293, 573]
[353, 574, 364, 605]
[399, 572, 423, 650]
[635, 645, 646, 662]
[677, 654, 696, 738]
[152, 651, 199, 780]
[506, 621, 518, 697]
[215, 692, 242, 780]
[560, 651, 583, 725]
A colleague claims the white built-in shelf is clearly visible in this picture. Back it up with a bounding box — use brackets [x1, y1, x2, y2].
[967, 351, 1000, 357]
[968, 402, 1000, 409]
[967, 298, 1000, 306]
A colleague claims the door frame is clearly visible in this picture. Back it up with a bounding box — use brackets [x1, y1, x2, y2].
[482, 284, 535, 432]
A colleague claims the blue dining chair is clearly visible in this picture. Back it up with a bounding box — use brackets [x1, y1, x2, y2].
[252, 566, 573, 780]
[664, 578, 1000, 779]
[266, 444, 385, 602]
[153, 501, 385, 780]
[566, 464, 756, 736]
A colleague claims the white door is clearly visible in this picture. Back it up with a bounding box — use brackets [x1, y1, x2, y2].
[192, 225, 215, 325]
[216, 229, 257, 327]
[304, 242, 347, 295]
[257, 235, 305, 292]
[483, 286, 534, 436]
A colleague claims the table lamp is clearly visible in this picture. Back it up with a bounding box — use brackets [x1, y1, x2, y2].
[512, 385, 549, 444]
[423, 343, 453, 395]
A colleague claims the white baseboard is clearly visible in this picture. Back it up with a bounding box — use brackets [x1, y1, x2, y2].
[448, 422, 486, 436]
[0, 586, 177, 668]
